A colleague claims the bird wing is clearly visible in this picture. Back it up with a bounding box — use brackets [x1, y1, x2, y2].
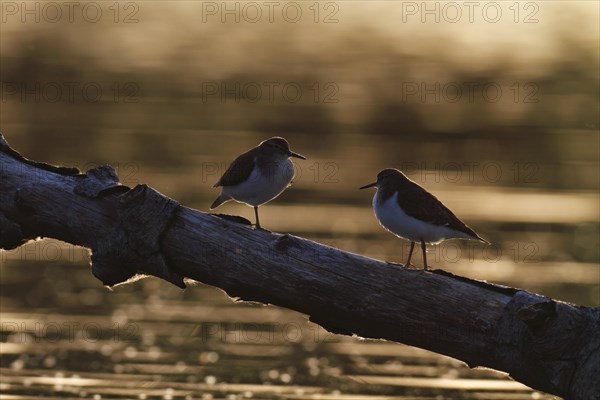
[397, 184, 481, 239]
[213, 148, 256, 187]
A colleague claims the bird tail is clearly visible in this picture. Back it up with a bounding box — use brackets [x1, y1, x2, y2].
[460, 224, 490, 245]
[210, 193, 230, 210]
[475, 234, 490, 245]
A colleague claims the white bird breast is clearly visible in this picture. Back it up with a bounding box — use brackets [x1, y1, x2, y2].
[222, 157, 295, 207]
[373, 191, 472, 245]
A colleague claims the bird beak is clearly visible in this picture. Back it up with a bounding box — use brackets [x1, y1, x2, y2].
[289, 151, 306, 160]
[360, 182, 377, 190]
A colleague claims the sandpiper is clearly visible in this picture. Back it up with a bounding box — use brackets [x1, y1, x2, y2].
[360, 168, 489, 271]
[210, 137, 306, 229]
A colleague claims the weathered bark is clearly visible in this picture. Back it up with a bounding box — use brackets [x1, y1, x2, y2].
[0, 133, 598, 400]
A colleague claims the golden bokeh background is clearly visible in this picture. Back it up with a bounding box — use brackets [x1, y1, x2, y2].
[1, 1, 598, 398]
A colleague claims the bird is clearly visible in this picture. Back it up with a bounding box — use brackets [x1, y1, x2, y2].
[210, 137, 306, 229]
[360, 168, 489, 271]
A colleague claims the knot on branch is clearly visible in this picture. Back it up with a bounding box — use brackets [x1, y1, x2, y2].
[75, 165, 129, 197]
[91, 184, 185, 288]
[517, 300, 557, 333]
[0, 212, 26, 250]
[274, 234, 298, 252]
[495, 291, 569, 395]
[503, 291, 557, 338]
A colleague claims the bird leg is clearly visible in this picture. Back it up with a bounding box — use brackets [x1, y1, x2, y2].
[420, 239, 428, 271]
[254, 206, 261, 229]
[405, 242, 415, 268]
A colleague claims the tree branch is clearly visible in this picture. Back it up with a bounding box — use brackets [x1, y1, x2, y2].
[0, 133, 598, 400]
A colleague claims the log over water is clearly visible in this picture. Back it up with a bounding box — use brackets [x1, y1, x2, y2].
[0, 133, 598, 400]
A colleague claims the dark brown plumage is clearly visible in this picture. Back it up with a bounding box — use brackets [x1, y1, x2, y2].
[376, 170, 486, 242]
[210, 137, 305, 228]
[212, 137, 297, 188]
[212, 148, 256, 188]
[361, 168, 489, 270]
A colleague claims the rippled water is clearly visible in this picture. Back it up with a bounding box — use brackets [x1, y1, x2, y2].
[0, 263, 560, 400]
